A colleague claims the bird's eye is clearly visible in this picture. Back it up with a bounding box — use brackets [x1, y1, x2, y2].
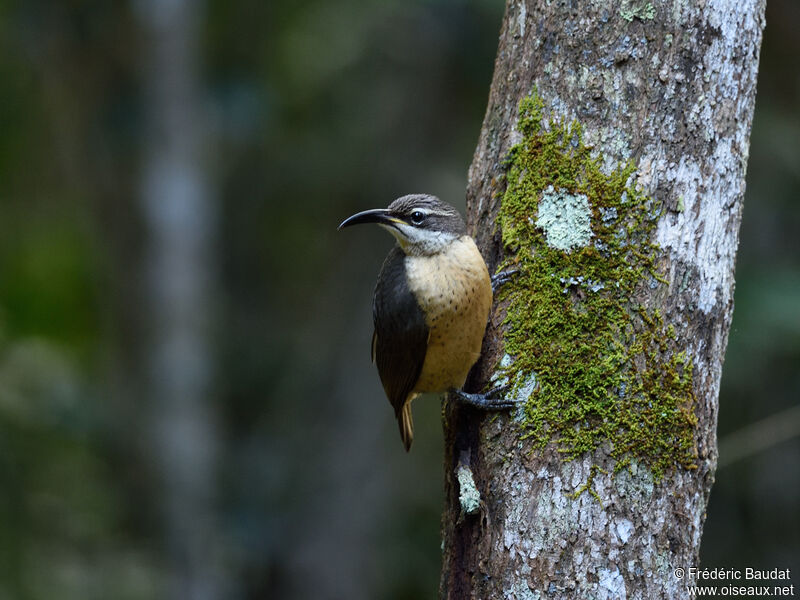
[410, 211, 426, 225]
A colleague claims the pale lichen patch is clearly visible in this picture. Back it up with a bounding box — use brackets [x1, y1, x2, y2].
[457, 464, 481, 515]
[620, 1, 655, 22]
[506, 579, 540, 600]
[615, 518, 635, 544]
[597, 567, 627, 599]
[516, 2, 527, 38]
[535, 186, 593, 252]
[491, 353, 514, 388]
[614, 459, 655, 501]
[654, 141, 741, 314]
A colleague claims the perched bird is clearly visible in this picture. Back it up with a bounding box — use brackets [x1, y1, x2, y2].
[339, 194, 513, 451]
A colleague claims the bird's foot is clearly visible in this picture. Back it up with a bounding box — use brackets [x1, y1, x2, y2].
[491, 268, 519, 295]
[450, 385, 518, 410]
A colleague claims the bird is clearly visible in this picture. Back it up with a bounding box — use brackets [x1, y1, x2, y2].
[339, 194, 514, 451]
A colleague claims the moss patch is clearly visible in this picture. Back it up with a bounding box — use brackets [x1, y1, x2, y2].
[495, 93, 697, 481]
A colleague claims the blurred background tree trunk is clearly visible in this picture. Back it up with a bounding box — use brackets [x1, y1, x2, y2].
[441, 0, 766, 598]
[136, 1, 225, 598]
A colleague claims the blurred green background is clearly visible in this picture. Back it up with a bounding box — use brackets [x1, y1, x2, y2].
[0, 0, 797, 598]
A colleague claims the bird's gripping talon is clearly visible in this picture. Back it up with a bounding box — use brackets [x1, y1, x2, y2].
[450, 385, 518, 410]
[491, 268, 519, 295]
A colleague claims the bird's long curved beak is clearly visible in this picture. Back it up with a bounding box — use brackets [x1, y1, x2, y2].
[338, 208, 404, 230]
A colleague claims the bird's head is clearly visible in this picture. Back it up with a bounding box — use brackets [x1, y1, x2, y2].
[338, 194, 466, 256]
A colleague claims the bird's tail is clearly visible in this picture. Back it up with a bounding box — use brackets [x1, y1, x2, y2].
[398, 402, 414, 452]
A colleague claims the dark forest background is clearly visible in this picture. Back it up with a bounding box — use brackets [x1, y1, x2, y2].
[0, 0, 797, 598]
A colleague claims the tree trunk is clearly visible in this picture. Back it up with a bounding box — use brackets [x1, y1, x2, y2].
[137, 1, 225, 598]
[441, 0, 765, 598]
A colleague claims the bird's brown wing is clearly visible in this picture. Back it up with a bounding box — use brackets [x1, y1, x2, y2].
[372, 246, 429, 450]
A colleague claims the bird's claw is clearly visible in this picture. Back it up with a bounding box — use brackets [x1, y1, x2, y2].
[451, 384, 519, 410]
[491, 268, 519, 295]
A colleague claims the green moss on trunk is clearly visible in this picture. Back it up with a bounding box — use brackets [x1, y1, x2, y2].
[496, 94, 697, 481]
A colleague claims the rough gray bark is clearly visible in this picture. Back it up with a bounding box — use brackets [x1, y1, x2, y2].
[441, 0, 765, 598]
